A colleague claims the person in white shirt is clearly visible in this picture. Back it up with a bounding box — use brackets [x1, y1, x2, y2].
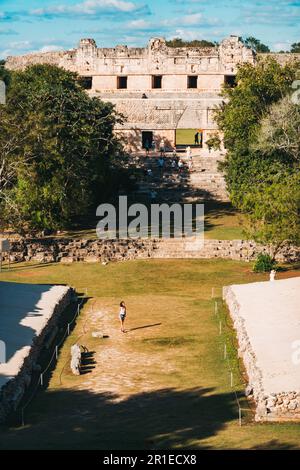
[119, 301, 127, 333]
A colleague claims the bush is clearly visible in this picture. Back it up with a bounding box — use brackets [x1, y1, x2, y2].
[253, 253, 276, 272]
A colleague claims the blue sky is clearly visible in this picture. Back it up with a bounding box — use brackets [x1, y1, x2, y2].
[0, 0, 299, 59]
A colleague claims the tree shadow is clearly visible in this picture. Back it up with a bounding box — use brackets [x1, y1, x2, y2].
[0, 386, 242, 450]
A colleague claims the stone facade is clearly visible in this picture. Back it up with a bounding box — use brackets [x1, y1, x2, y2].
[0, 287, 73, 424]
[6, 35, 256, 151]
[6, 37, 300, 151]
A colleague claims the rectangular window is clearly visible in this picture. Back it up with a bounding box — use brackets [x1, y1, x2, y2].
[152, 75, 162, 89]
[79, 76, 93, 90]
[117, 76, 128, 89]
[224, 75, 236, 88]
[187, 75, 198, 89]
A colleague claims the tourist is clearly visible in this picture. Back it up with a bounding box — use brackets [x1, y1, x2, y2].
[119, 301, 127, 333]
[194, 132, 199, 146]
[158, 156, 165, 169]
[159, 138, 165, 156]
[145, 139, 151, 156]
[178, 158, 184, 173]
[188, 157, 193, 172]
[186, 146, 192, 159]
[150, 189, 158, 201]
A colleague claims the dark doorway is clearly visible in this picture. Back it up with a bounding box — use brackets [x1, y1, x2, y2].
[142, 131, 153, 149]
[79, 76, 93, 90]
[117, 76, 128, 89]
[224, 75, 236, 88]
[152, 75, 162, 89]
[187, 75, 198, 89]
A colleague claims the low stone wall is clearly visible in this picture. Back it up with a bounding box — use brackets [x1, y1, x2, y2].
[4, 238, 157, 264]
[2, 238, 300, 264]
[223, 282, 300, 422]
[198, 240, 300, 263]
[0, 287, 74, 424]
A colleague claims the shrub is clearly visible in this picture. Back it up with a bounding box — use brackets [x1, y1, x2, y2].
[253, 253, 276, 272]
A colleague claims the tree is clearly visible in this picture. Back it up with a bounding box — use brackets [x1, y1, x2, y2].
[291, 42, 300, 53]
[215, 57, 300, 253]
[166, 38, 217, 48]
[243, 37, 270, 53]
[0, 64, 123, 234]
[254, 96, 300, 162]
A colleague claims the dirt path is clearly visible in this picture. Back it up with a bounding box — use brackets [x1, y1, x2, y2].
[75, 299, 173, 401]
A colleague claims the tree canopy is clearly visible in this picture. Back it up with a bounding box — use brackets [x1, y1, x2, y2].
[0, 64, 123, 234]
[215, 57, 300, 253]
[291, 42, 300, 53]
[243, 37, 270, 53]
[166, 38, 217, 48]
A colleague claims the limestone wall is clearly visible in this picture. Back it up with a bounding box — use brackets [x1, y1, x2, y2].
[0, 287, 73, 423]
[6, 36, 255, 86]
[4, 238, 157, 264]
[2, 238, 300, 264]
[223, 280, 300, 421]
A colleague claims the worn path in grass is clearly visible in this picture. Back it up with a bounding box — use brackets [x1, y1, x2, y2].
[0, 260, 300, 449]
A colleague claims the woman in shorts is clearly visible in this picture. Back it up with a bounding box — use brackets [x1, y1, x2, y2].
[119, 301, 127, 333]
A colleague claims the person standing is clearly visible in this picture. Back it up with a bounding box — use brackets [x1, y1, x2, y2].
[194, 132, 199, 146]
[159, 138, 165, 156]
[145, 139, 150, 156]
[119, 301, 127, 333]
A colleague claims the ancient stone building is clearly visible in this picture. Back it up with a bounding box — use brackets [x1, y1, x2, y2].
[5, 36, 258, 151]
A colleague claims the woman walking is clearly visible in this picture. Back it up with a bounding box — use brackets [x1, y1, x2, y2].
[119, 301, 127, 333]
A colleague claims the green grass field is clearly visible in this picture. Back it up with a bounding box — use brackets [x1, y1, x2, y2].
[0, 260, 300, 450]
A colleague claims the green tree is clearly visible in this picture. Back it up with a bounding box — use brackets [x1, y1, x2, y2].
[291, 42, 300, 53]
[243, 37, 270, 53]
[0, 64, 123, 234]
[215, 57, 300, 253]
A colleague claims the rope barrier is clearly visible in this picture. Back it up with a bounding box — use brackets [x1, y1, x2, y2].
[20, 295, 86, 426]
[212, 291, 253, 426]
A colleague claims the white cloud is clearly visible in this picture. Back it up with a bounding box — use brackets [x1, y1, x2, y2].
[127, 19, 152, 29]
[31, 0, 143, 17]
[38, 45, 64, 53]
[273, 41, 292, 52]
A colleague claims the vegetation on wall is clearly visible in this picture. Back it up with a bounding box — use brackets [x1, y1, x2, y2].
[0, 64, 124, 234]
[215, 57, 300, 255]
[166, 38, 217, 48]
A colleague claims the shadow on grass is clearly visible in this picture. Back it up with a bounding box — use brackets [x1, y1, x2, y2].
[1, 387, 240, 450]
[128, 323, 162, 332]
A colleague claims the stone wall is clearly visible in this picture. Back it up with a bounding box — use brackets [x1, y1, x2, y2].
[152, 239, 300, 262]
[6, 36, 255, 81]
[0, 287, 73, 424]
[4, 238, 157, 264]
[2, 238, 300, 263]
[223, 284, 300, 421]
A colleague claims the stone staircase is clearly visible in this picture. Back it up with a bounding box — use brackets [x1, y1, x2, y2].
[127, 151, 230, 259]
[130, 151, 229, 203]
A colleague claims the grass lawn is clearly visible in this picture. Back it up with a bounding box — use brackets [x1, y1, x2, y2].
[0, 259, 299, 449]
[44, 202, 246, 241]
